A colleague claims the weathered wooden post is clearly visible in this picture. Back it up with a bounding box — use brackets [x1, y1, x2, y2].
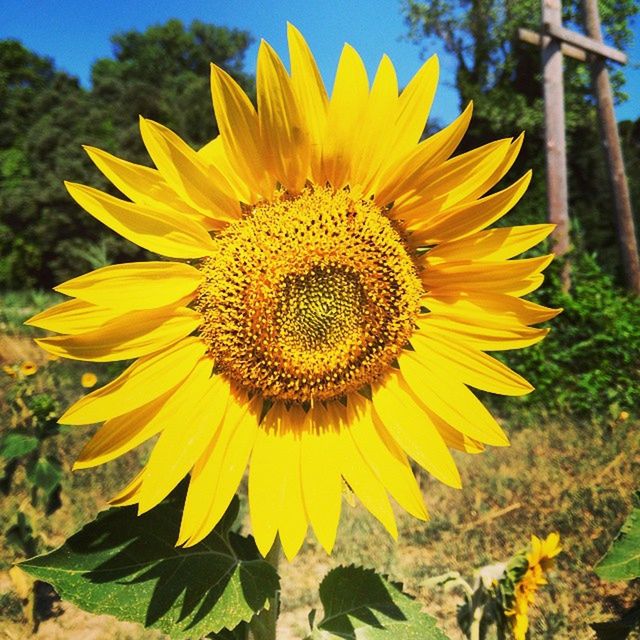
[541, 0, 571, 264]
[519, 0, 640, 294]
[584, 0, 640, 294]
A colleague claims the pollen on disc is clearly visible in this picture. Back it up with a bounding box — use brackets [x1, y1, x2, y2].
[195, 186, 422, 403]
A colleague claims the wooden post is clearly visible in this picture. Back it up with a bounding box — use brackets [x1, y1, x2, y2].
[584, 0, 640, 294]
[541, 0, 571, 265]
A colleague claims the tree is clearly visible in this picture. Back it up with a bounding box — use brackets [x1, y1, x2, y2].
[90, 19, 254, 161]
[402, 0, 639, 280]
[0, 20, 254, 290]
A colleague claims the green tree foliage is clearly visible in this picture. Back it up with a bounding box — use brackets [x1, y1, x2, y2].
[402, 0, 640, 280]
[0, 20, 253, 289]
[91, 19, 254, 160]
[496, 252, 640, 417]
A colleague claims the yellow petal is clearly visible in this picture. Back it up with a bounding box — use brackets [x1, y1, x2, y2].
[372, 373, 461, 488]
[410, 333, 533, 396]
[376, 102, 472, 206]
[418, 315, 549, 351]
[25, 299, 124, 335]
[398, 351, 509, 446]
[275, 406, 307, 559]
[257, 40, 310, 192]
[346, 399, 427, 520]
[65, 182, 215, 259]
[74, 389, 175, 469]
[460, 133, 524, 203]
[300, 405, 342, 553]
[139, 117, 239, 224]
[392, 139, 513, 221]
[351, 55, 399, 193]
[198, 136, 252, 203]
[425, 410, 485, 454]
[109, 471, 145, 506]
[321, 44, 369, 189]
[60, 337, 207, 425]
[36, 306, 200, 362]
[333, 410, 397, 538]
[424, 290, 560, 327]
[83, 145, 210, 227]
[423, 254, 554, 295]
[54, 262, 202, 310]
[248, 403, 309, 558]
[138, 369, 227, 514]
[210, 64, 269, 196]
[181, 389, 260, 546]
[392, 55, 439, 156]
[249, 406, 287, 556]
[287, 23, 328, 180]
[427, 224, 555, 263]
[410, 171, 532, 244]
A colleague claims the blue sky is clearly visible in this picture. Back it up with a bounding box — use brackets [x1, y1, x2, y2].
[2, 0, 639, 124]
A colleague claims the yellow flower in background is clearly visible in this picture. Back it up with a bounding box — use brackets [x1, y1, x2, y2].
[27, 25, 558, 559]
[2, 364, 16, 377]
[507, 533, 562, 640]
[81, 372, 98, 388]
[20, 361, 38, 376]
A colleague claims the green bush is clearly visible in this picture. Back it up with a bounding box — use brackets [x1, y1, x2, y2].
[497, 252, 640, 419]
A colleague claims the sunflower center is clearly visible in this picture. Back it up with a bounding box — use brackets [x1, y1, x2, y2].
[275, 265, 365, 352]
[195, 186, 422, 402]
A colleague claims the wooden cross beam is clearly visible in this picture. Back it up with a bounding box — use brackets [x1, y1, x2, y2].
[519, 0, 640, 294]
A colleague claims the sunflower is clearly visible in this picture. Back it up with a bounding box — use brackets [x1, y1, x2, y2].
[20, 361, 38, 376]
[81, 372, 98, 388]
[28, 25, 558, 560]
[505, 533, 562, 640]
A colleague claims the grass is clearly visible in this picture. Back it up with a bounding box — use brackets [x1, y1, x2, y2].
[1, 292, 639, 639]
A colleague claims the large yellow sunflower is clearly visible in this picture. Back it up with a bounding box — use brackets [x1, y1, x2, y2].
[28, 25, 558, 559]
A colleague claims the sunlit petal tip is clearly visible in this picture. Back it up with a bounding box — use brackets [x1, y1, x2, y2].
[386, 519, 399, 541]
[72, 459, 93, 471]
[494, 432, 511, 448]
[411, 53, 439, 84]
[81, 144, 100, 158]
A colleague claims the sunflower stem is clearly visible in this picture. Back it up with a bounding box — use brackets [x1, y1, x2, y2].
[470, 604, 483, 640]
[249, 538, 281, 640]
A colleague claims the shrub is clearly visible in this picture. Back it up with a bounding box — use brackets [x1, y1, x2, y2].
[496, 252, 640, 419]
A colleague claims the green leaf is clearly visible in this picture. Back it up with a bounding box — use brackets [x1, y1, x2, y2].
[595, 492, 640, 581]
[20, 485, 279, 638]
[308, 565, 450, 639]
[0, 432, 39, 460]
[26, 456, 62, 496]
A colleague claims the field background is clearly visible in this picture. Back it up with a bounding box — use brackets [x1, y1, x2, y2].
[0, 293, 639, 639]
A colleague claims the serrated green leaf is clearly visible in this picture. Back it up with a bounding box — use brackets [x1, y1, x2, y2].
[20, 485, 279, 638]
[595, 493, 640, 581]
[0, 432, 39, 460]
[309, 565, 450, 639]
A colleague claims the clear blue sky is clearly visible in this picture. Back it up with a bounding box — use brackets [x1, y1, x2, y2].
[1, 0, 639, 124]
